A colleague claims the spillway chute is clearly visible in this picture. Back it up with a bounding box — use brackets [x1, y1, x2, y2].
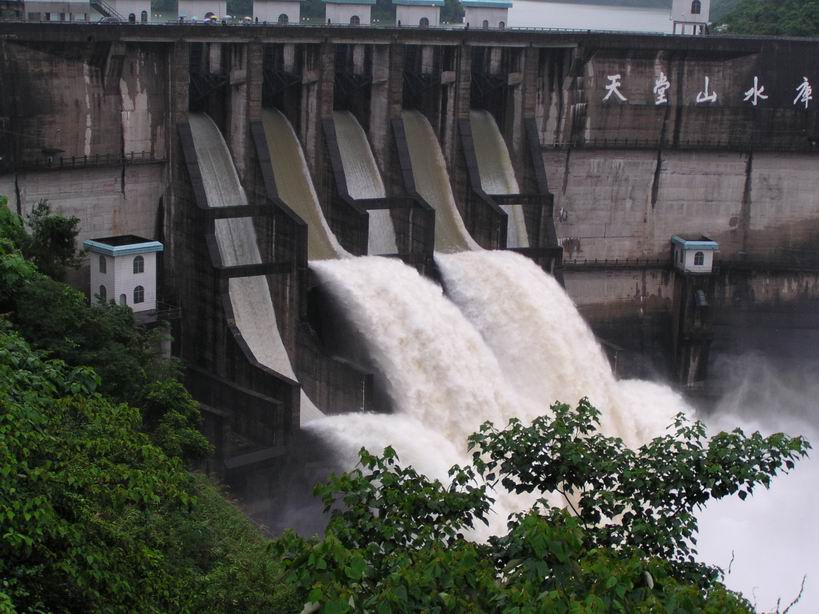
[188, 114, 324, 426]
[262, 108, 348, 261]
[332, 110, 399, 255]
[469, 109, 530, 249]
[401, 110, 480, 253]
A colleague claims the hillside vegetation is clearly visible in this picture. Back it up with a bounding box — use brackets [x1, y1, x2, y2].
[716, 0, 819, 36]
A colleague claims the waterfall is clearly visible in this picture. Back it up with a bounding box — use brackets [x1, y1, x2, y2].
[188, 114, 323, 424]
[310, 257, 530, 438]
[262, 108, 347, 260]
[307, 256, 546, 535]
[436, 250, 682, 448]
[469, 109, 530, 249]
[332, 111, 398, 255]
[401, 110, 480, 252]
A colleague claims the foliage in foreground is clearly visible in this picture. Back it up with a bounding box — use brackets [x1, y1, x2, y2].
[0, 324, 300, 612]
[278, 401, 809, 613]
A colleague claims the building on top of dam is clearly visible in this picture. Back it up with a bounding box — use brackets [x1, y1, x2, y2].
[393, 0, 443, 28]
[671, 0, 710, 34]
[178, 0, 226, 21]
[108, 0, 150, 23]
[253, 0, 301, 24]
[462, 0, 510, 29]
[324, 0, 375, 25]
[21, 0, 93, 21]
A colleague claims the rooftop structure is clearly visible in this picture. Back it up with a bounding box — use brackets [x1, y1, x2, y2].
[671, 0, 710, 34]
[178, 0, 226, 20]
[461, 0, 511, 29]
[253, 0, 301, 24]
[323, 0, 375, 25]
[23, 0, 93, 22]
[393, 0, 443, 27]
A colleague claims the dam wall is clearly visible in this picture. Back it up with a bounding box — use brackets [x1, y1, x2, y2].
[3, 23, 819, 382]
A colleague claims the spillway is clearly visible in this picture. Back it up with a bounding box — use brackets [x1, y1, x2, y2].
[188, 114, 323, 424]
[332, 111, 398, 255]
[401, 110, 479, 252]
[262, 109, 347, 260]
[469, 110, 530, 249]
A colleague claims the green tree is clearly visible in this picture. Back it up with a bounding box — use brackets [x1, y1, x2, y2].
[24, 200, 82, 281]
[717, 0, 819, 36]
[0, 324, 300, 612]
[0, 205, 209, 462]
[279, 400, 809, 612]
[441, 0, 463, 24]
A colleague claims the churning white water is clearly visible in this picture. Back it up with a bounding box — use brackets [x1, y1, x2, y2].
[332, 111, 398, 255]
[469, 110, 530, 249]
[310, 257, 531, 439]
[401, 110, 480, 253]
[436, 250, 682, 448]
[188, 114, 322, 424]
[262, 109, 347, 260]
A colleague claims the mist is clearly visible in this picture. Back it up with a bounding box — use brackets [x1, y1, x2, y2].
[696, 353, 819, 612]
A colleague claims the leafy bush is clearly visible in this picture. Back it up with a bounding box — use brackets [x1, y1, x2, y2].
[0, 325, 299, 612]
[277, 400, 808, 612]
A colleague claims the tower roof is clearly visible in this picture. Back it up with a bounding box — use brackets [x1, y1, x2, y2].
[83, 235, 164, 257]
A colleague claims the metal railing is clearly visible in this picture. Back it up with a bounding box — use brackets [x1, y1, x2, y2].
[562, 257, 672, 269]
[547, 137, 819, 153]
[15, 150, 160, 171]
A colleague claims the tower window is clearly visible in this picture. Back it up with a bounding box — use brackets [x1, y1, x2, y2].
[133, 255, 144, 274]
[99, 255, 106, 274]
[419, 17, 429, 27]
[350, 15, 360, 25]
[119, 294, 127, 305]
[482, 19, 489, 29]
[691, 0, 701, 15]
[694, 251, 705, 266]
[278, 13, 288, 24]
[499, 20, 505, 29]
[133, 285, 145, 304]
[99, 285, 107, 301]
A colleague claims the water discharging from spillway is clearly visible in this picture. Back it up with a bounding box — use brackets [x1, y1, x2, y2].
[469, 109, 530, 249]
[188, 114, 322, 423]
[435, 250, 682, 447]
[262, 108, 347, 260]
[401, 110, 480, 252]
[306, 253, 683, 535]
[332, 111, 398, 255]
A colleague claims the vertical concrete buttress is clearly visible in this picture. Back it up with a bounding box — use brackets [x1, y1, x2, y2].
[369, 44, 391, 181]
[313, 41, 336, 208]
[166, 41, 191, 299]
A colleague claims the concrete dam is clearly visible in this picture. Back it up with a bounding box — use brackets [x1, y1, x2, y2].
[2, 23, 819, 573]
